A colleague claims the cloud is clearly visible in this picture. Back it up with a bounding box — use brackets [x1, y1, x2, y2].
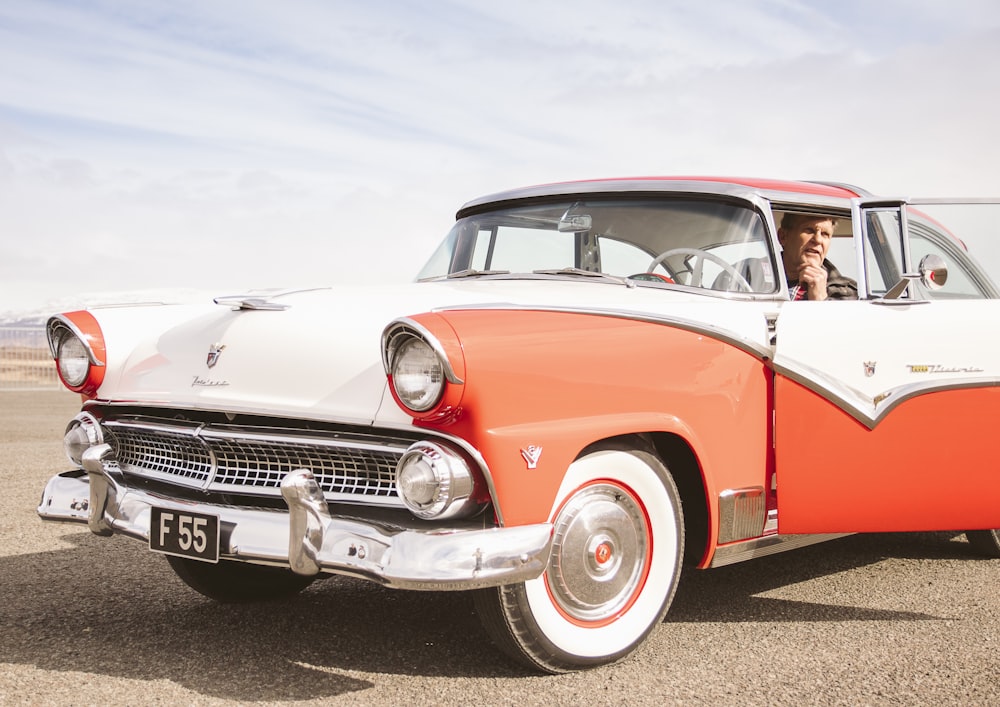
[2, 0, 1000, 313]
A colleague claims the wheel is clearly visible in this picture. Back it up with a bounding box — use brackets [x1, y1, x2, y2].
[474, 446, 684, 673]
[166, 555, 316, 602]
[966, 529, 1000, 558]
[647, 247, 752, 291]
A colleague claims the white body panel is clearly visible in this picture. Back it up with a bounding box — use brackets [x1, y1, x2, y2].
[89, 281, 780, 423]
[773, 300, 1000, 427]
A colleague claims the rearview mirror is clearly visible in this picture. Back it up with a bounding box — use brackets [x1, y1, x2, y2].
[557, 214, 592, 232]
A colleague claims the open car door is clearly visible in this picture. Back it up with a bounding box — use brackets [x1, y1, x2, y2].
[772, 198, 1000, 534]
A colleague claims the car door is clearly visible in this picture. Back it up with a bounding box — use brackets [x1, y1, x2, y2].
[771, 198, 1000, 533]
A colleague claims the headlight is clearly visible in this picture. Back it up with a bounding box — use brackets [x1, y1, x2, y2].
[57, 334, 91, 387]
[46, 313, 106, 396]
[383, 320, 464, 415]
[391, 337, 445, 412]
[396, 441, 483, 519]
[63, 412, 104, 467]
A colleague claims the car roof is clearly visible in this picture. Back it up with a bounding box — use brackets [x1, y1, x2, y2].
[457, 176, 869, 219]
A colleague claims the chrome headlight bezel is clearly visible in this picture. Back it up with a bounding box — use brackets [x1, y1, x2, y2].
[382, 319, 464, 415]
[395, 441, 482, 520]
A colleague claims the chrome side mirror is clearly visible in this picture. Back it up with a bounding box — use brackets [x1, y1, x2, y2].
[918, 253, 948, 290]
[880, 254, 950, 302]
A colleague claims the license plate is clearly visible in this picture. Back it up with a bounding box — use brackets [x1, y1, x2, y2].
[149, 507, 220, 563]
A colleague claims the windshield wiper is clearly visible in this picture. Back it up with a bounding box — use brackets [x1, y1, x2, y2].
[446, 269, 511, 279]
[532, 268, 626, 283]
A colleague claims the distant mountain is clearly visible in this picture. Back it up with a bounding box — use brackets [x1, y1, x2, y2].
[0, 313, 49, 327]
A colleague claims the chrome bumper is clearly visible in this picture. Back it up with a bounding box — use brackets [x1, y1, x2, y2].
[38, 444, 553, 591]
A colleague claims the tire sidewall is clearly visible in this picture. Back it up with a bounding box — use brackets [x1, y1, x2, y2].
[521, 447, 683, 661]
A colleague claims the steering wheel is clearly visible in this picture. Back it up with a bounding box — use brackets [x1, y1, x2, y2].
[647, 248, 753, 292]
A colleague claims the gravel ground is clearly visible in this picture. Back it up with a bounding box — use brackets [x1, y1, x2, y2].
[1, 390, 997, 706]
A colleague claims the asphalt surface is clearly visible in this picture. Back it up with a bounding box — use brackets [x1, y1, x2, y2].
[1, 390, 997, 706]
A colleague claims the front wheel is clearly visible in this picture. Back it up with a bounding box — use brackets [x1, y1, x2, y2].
[966, 529, 1000, 558]
[166, 556, 317, 603]
[474, 447, 684, 673]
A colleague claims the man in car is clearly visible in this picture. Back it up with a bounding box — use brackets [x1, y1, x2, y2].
[777, 213, 858, 300]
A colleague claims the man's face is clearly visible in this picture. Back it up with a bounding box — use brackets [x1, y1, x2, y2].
[778, 216, 835, 272]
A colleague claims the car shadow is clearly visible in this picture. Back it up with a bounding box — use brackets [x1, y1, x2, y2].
[666, 530, 980, 624]
[0, 529, 983, 697]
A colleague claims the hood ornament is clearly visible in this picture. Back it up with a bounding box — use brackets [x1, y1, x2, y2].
[206, 343, 226, 369]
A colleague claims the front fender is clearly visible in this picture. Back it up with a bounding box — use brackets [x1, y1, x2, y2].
[411, 309, 772, 542]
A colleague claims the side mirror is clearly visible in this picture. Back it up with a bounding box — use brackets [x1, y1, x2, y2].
[918, 253, 948, 290]
[879, 254, 949, 302]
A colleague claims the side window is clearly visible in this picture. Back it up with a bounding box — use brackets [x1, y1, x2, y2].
[863, 209, 904, 297]
[859, 204, 992, 300]
[909, 223, 987, 300]
[773, 209, 855, 297]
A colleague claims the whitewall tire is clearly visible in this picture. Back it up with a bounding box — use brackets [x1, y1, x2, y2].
[475, 445, 684, 673]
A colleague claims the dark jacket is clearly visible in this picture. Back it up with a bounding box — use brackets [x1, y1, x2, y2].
[789, 260, 858, 300]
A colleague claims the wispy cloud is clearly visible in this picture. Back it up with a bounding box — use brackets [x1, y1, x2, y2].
[2, 0, 1000, 313]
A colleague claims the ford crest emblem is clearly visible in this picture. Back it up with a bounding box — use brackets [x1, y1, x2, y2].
[206, 343, 226, 369]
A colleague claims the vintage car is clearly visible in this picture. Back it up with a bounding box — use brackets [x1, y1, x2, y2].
[39, 177, 1000, 673]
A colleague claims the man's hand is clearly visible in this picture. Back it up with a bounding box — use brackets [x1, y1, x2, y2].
[796, 261, 828, 301]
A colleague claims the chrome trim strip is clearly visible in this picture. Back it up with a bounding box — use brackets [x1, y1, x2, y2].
[710, 532, 851, 568]
[773, 359, 1000, 430]
[850, 198, 871, 298]
[38, 463, 553, 591]
[900, 203, 914, 296]
[430, 302, 776, 363]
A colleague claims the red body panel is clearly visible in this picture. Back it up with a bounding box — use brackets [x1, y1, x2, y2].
[408, 309, 772, 539]
[775, 376, 1000, 533]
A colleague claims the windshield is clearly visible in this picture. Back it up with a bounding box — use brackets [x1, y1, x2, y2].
[417, 198, 778, 294]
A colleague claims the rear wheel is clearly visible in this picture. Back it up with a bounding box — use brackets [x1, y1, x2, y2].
[474, 446, 684, 673]
[965, 529, 1000, 558]
[166, 556, 316, 602]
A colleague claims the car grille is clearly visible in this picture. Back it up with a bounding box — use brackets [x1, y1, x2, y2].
[103, 418, 408, 507]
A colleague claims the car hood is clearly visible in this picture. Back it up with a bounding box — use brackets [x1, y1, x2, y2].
[89, 280, 776, 424]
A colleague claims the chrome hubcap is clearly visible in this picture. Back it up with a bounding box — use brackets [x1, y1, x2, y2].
[547, 483, 649, 622]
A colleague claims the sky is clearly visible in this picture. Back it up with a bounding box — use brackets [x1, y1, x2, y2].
[3, 0, 1000, 316]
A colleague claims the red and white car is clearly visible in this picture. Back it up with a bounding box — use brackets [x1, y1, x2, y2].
[39, 177, 1000, 673]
